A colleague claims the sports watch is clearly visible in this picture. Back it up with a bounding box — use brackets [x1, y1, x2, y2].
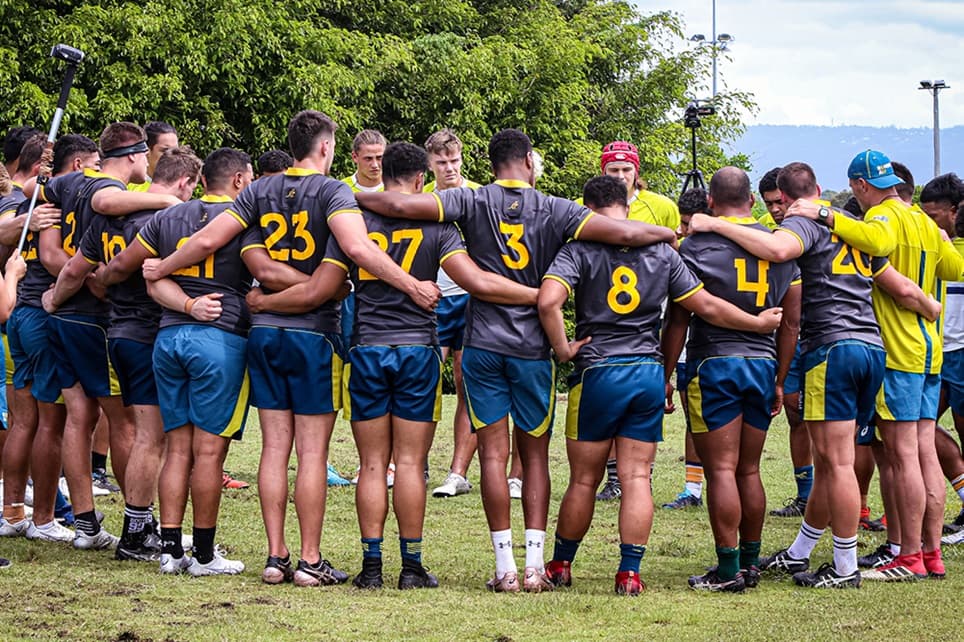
[817, 206, 831, 225]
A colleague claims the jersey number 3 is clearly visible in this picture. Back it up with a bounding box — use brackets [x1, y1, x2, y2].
[499, 221, 530, 270]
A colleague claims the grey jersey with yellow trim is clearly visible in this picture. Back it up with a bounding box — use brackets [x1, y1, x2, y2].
[42, 169, 125, 317]
[545, 240, 703, 371]
[436, 180, 593, 359]
[79, 208, 161, 343]
[780, 209, 885, 352]
[136, 196, 252, 337]
[234, 168, 360, 332]
[681, 216, 799, 361]
[326, 210, 465, 346]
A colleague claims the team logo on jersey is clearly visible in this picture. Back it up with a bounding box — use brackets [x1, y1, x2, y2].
[508, 200, 520, 211]
[286, 188, 297, 200]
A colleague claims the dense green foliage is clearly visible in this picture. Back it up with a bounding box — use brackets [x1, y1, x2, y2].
[0, 0, 753, 198]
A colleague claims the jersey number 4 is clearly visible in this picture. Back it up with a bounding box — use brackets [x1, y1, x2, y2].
[734, 258, 770, 306]
[359, 229, 424, 281]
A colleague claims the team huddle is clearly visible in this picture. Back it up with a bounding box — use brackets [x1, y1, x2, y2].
[1, 109, 963, 596]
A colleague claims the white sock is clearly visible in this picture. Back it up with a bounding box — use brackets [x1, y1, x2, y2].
[491, 529, 516, 578]
[684, 481, 703, 499]
[787, 520, 824, 560]
[524, 529, 546, 570]
[832, 534, 858, 576]
[889, 541, 901, 556]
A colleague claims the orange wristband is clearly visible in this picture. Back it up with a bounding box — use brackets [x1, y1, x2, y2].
[184, 297, 196, 314]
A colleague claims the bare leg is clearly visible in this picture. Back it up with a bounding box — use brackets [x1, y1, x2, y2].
[918, 419, 945, 552]
[616, 438, 657, 544]
[477, 418, 511, 531]
[555, 439, 610, 540]
[352, 415, 391, 539]
[392, 417, 436, 538]
[61, 385, 99, 515]
[878, 419, 924, 556]
[98, 396, 135, 497]
[258, 409, 294, 558]
[515, 426, 550, 530]
[159, 425, 192, 528]
[190, 429, 231, 528]
[30, 402, 66, 525]
[123, 404, 165, 508]
[293, 412, 336, 562]
[448, 349, 476, 477]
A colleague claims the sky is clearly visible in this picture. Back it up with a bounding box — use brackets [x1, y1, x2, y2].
[633, 0, 964, 128]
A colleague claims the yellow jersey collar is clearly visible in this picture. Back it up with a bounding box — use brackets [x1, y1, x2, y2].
[718, 215, 758, 225]
[200, 194, 233, 203]
[494, 179, 532, 189]
[83, 168, 122, 181]
[284, 167, 320, 177]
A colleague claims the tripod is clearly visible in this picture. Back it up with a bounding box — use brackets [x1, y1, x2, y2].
[680, 124, 705, 195]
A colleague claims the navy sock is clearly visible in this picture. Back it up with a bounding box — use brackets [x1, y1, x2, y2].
[552, 534, 581, 563]
[618, 543, 646, 573]
[794, 465, 814, 500]
[362, 537, 383, 560]
[400, 537, 422, 564]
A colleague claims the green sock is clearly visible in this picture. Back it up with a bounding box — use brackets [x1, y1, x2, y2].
[740, 540, 761, 570]
[716, 546, 740, 580]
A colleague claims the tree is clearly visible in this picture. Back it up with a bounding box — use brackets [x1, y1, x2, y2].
[0, 1, 754, 198]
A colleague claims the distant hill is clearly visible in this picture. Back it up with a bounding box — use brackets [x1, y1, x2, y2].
[730, 125, 964, 191]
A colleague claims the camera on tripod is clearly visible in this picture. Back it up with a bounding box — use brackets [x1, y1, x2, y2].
[684, 101, 716, 129]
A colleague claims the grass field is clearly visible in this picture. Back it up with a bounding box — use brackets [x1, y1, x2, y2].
[1, 396, 961, 641]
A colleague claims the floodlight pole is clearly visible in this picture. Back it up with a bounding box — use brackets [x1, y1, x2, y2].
[691, 1, 734, 98]
[919, 80, 949, 176]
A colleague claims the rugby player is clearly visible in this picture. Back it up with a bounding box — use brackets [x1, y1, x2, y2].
[423, 129, 483, 500]
[256, 149, 293, 178]
[33, 122, 180, 549]
[128, 121, 178, 191]
[541, 175, 783, 595]
[355, 128, 676, 592]
[917, 174, 964, 539]
[587, 140, 681, 502]
[0, 135, 97, 543]
[663, 168, 800, 592]
[46, 147, 202, 559]
[691, 161, 938, 587]
[789, 151, 964, 580]
[135, 147, 254, 575]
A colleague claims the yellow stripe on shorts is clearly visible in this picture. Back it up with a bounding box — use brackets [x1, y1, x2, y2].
[565, 380, 583, 440]
[803, 359, 828, 422]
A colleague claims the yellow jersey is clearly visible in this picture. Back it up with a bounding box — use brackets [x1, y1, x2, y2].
[575, 189, 680, 232]
[128, 179, 150, 192]
[340, 174, 383, 193]
[423, 178, 481, 193]
[832, 198, 964, 373]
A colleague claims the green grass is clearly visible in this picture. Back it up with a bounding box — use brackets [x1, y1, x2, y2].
[1, 396, 962, 641]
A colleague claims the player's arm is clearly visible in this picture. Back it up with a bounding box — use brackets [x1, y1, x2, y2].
[38, 227, 71, 277]
[98, 239, 154, 287]
[679, 288, 784, 333]
[240, 246, 310, 291]
[0, 203, 61, 246]
[575, 215, 676, 247]
[786, 199, 896, 256]
[328, 212, 439, 311]
[355, 191, 443, 221]
[91, 186, 181, 217]
[142, 212, 243, 281]
[0, 255, 26, 322]
[42, 252, 98, 312]
[145, 278, 223, 322]
[536, 278, 589, 363]
[873, 264, 941, 322]
[934, 238, 964, 282]
[773, 282, 802, 415]
[246, 261, 349, 315]
[688, 214, 803, 262]
[442, 251, 538, 306]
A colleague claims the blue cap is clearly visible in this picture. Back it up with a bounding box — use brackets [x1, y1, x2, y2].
[847, 150, 904, 189]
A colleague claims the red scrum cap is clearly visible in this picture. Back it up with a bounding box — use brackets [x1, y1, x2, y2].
[600, 141, 639, 173]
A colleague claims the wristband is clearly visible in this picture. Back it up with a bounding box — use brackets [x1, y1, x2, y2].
[184, 297, 196, 314]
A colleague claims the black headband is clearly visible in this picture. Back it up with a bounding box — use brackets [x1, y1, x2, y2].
[101, 140, 149, 158]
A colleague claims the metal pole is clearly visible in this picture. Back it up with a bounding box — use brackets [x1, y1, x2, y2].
[711, 0, 718, 97]
[933, 88, 941, 176]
